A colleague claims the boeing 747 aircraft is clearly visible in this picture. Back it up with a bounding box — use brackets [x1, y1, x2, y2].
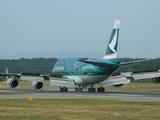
[1, 20, 160, 92]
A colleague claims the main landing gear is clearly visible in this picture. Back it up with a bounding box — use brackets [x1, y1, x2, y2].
[88, 88, 96, 92]
[87, 84, 105, 92]
[75, 88, 83, 92]
[88, 86, 105, 92]
[97, 87, 105, 92]
[59, 87, 105, 93]
[60, 87, 68, 92]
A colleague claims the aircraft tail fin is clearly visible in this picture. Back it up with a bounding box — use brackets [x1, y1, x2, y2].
[103, 20, 120, 59]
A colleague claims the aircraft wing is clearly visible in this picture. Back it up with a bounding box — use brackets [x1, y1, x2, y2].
[21, 74, 75, 88]
[0, 72, 46, 82]
[121, 70, 160, 80]
[98, 74, 130, 87]
[0, 72, 75, 89]
[99, 70, 160, 87]
[0, 73, 21, 77]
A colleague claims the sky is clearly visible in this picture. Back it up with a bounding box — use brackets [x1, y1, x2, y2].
[0, 0, 160, 59]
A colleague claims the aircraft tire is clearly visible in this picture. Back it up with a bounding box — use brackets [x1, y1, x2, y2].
[88, 88, 96, 92]
[97, 88, 100, 92]
[75, 88, 83, 92]
[75, 88, 78, 92]
[60, 87, 68, 92]
[97, 87, 105, 93]
[64, 88, 68, 92]
[80, 88, 83, 92]
[60, 88, 63, 92]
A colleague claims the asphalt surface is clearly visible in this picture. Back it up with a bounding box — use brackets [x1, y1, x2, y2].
[0, 88, 160, 102]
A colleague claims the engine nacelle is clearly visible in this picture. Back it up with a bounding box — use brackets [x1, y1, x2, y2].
[32, 81, 43, 89]
[7, 78, 19, 88]
[151, 77, 160, 83]
[113, 84, 123, 87]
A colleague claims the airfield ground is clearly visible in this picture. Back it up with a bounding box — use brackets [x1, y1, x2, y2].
[0, 81, 160, 120]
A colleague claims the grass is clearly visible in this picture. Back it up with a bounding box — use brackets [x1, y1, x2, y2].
[0, 99, 160, 120]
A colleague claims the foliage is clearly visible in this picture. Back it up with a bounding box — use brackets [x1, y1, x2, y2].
[0, 58, 57, 74]
[117, 58, 160, 72]
[0, 57, 160, 82]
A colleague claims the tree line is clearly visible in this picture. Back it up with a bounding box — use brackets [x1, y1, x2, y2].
[0, 57, 160, 82]
[0, 58, 57, 74]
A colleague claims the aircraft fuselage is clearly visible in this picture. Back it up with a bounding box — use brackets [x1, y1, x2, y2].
[52, 58, 119, 84]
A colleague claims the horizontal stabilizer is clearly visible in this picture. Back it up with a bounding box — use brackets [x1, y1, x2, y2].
[119, 58, 157, 66]
[78, 60, 113, 68]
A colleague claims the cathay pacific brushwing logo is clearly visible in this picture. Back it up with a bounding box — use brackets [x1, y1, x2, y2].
[109, 29, 117, 54]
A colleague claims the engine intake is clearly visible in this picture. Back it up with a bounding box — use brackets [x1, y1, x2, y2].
[7, 78, 19, 88]
[32, 81, 43, 89]
[151, 77, 160, 83]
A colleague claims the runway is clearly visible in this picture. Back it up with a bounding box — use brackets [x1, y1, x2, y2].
[0, 88, 160, 102]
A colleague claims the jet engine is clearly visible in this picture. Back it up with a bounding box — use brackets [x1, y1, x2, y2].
[113, 84, 123, 87]
[32, 81, 43, 89]
[7, 78, 19, 88]
[151, 77, 160, 83]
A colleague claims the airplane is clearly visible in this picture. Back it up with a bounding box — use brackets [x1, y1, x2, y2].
[1, 20, 160, 92]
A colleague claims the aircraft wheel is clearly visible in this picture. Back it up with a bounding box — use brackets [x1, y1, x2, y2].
[75, 88, 78, 92]
[80, 88, 83, 92]
[88, 88, 96, 92]
[75, 88, 83, 92]
[60, 87, 68, 92]
[60, 88, 63, 92]
[97, 87, 105, 92]
[64, 88, 68, 92]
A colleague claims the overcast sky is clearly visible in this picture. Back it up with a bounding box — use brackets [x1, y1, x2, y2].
[0, 0, 160, 59]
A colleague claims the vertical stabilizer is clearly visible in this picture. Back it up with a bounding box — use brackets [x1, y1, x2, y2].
[103, 20, 120, 59]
